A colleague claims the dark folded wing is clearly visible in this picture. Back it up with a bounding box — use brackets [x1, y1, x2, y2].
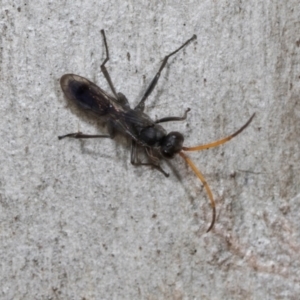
[60, 74, 120, 115]
[60, 74, 156, 143]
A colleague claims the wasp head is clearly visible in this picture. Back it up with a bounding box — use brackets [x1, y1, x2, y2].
[160, 132, 184, 158]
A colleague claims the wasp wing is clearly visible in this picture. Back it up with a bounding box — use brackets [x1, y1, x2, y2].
[60, 74, 121, 115]
[60, 74, 157, 143]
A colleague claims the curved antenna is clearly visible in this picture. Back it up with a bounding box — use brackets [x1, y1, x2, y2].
[179, 151, 216, 232]
[183, 113, 255, 151]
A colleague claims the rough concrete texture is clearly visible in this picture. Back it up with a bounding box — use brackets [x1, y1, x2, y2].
[0, 1, 299, 299]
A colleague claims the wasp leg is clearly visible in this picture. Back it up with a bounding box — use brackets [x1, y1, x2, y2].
[155, 108, 190, 124]
[135, 35, 197, 112]
[58, 132, 111, 140]
[58, 120, 117, 140]
[100, 29, 118, 98]
[116, 92, 130, 108]
[130, 140, 169, 177]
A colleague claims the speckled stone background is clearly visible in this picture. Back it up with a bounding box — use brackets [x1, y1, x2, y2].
[0, 1, 299, 299]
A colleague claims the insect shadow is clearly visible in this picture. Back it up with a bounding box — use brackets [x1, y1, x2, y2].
[59, 30, 255, 232]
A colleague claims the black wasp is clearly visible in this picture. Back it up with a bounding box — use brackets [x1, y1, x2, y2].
[59, 30, 255, 232]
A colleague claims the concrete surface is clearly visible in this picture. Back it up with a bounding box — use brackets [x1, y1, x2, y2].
[0, 1, 299, 299]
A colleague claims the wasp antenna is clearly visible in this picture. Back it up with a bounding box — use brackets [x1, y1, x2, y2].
[179, 151, 216, 232]
[182, 113, 255, 152]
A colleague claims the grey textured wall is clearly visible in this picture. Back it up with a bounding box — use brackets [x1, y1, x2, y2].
[0, 1, 299, 299]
